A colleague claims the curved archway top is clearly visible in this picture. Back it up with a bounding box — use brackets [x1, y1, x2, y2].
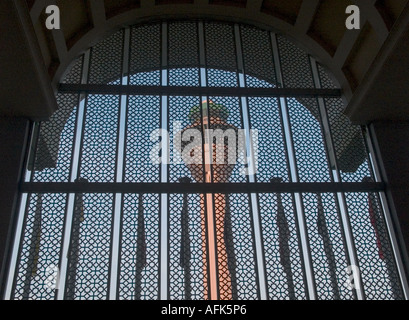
[60, 21, 340, 90]
[27, 0, 406, 104]
[40, 20, 365, 177]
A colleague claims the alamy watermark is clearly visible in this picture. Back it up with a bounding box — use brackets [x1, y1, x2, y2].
[45, 264, 60, 290]
[345, 265, 361, 291]
[44, 5, 361, 30]
[42, 263, 362, 293]
[45, 5, 60, 30]
[150, 122, 259, 176]
[346, 5, 361, 30]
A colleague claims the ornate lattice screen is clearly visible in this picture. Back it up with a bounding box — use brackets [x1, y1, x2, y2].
[5, 21, 408, 300]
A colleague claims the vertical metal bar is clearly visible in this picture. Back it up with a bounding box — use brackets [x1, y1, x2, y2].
[293, 193, 317, 300]
[118, 44, 132, 294]
[331, 191, 358, 300]
[201, 99, 219, 300]
[310, 56, 365, 300]
[178, 177, 192, 299]
[65, 186, 89, 300]
[116, 28, 130, 184]
[109, 200, 121, 299]
[249, 192, 266, 299]
[274, 183, 296, 300]
[365, 126, 409, 298]
[206, 193, 219, 301]
[70, 98, 86, 183]
[70, 49, 90, 183]
[11, 193, 34, 300]
[378, 191, 409, 299]
[316, 192, 341, 299]
[365, 125, 385, 184]
[109, 27, 130, 300]
[270, 33, 298, 184]
[117, 194, 125, 299]
[198, 20, 219, 300]
[234, 24, 267, 300]
[65, 55, 85, 186]
[25, 122, 39, 182]
[159, 21, 169, 300]
[309, 56, 339, 182]
[134, 193, 147, 299]
[57, 50, 92, 300]
[198, 21, 207, 88]
[159, 190, 168, 300]
[67, 98, 80, 184]
[108, 193, 121, 300]
[234, 24, 245, 86]
[21, 193, 42, 300]
[270, 32, 316, 300]
[4, 193, 29, 299]
[368, 190, 403, 299]
[5, 124, 38, 296]
[122, 27, 131, 86]
[336, 192, 366, 299]
[57, 193, 75, 300]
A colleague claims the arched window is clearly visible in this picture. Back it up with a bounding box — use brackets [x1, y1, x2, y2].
[5, 20, 408, 300]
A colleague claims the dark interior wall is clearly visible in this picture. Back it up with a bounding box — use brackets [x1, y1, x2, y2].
[371, 120, 409, 277]
[0, 117, 30, 297]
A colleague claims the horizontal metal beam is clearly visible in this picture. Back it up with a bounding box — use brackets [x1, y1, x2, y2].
[20, 182, 385, 194]
[58, 84, 342, 98]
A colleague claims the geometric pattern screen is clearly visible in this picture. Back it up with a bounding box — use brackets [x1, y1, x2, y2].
[5, 20, 407, 300]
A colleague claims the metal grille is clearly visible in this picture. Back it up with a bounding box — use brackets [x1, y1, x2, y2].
[65, 193, 113, 300]
[11, 193, 66, 300]
[6, 20, 408, 300]
[302, 192, 354, 300]
[119, 193, 160, 300]
[225, 193, 258, 299]
[240, 25, 276, 88]
[258, 192, 307, 300]
[60, 55, 83, 85]
[205, 22, 238, 87]
[88, 30, 124, 85]
[168, 21, 200, 87]
[169, 95, 202, 183]
[124, 95, 161, 183]
[31, 93, 78, 182]
[79, 94, 120, 183]
[247, 97, 289, 182]
[276, 35, 314, 88]
[345, 192, 404, 300]
[287, 97, 332, 182]
[208, 96, 245, 183]
[324, 97, 372, 182]
[129, 24, 161, 86]
[169, 192, 206, 300]
[317, 63, 338, 90]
